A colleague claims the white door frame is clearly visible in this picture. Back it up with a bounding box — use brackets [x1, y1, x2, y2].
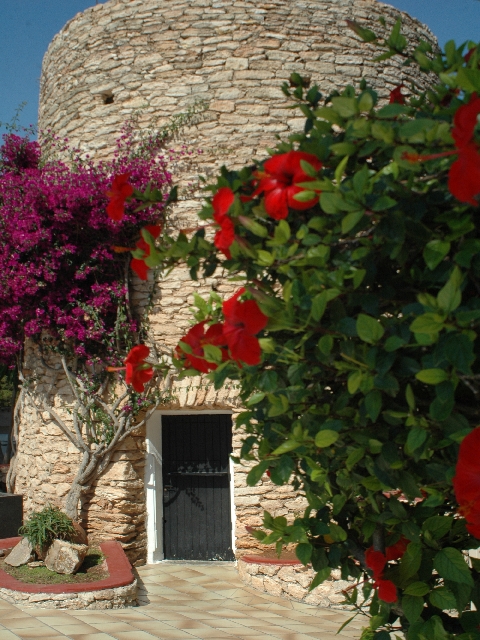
[145, 409, 236, 564]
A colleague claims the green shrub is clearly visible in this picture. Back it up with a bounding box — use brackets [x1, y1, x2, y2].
[19, 505, 76, 551]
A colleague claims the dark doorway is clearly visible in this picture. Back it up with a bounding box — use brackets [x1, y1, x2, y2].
[162, 413, 234, 561]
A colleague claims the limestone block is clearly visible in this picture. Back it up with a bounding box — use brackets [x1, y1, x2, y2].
[45, 540, 88, 575]
[295, 569, 314, 589]
[262, 576, 283, 597]
[282, 581, 306, 600]
[4, 539, 35, 567]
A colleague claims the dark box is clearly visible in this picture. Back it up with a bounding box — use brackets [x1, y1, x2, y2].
[0, 492, 23, 538]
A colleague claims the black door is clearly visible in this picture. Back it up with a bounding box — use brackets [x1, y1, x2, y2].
[162, 413, 234, 561]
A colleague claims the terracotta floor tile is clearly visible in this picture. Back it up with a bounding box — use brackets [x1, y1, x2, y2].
[1, 621, 45, 631]
[67, 634, 117, 640]
[163, 619, 211, 630]
[128, 621, 183, 632]
[69, 614, 117, 623]
[106, 632, 160, 640]
[130, 631, 196, 640]
[89, 623, 138, 633]
[102, 612, 152, 622]
[182, 630, 237, 639]
[46, 625, 99, 635]
[12, 630, 68, 640]
[30, 616, 75, 626]
[0, 633, 22, 640]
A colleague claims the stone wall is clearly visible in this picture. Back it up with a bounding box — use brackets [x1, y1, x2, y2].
[238, 557, 354, 608]
[11, 0, 439, 565]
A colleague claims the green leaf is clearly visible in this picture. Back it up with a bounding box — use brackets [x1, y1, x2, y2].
[357, 314, 385, 344]
[437, 268, 462, 313]
[328, 522, 347, 542]
[273, 220, 291, 244]
[346, 447, 365, 470]
[429, 587, 457, 611]
[365, 390, 382, 422]
[400, 543, 422, 581]
[267, 394, 290, 417]
[423, 240, 451, 270]
[246, 461, 269, 486]
[346, 19, 377, 43]
[457, 66, 480, 92]
[348, 370, 363, 394]
[410, 313, 445, 335]
[318, 335, 333, 355]
[358, 91, 374, 112]
[415, 369, 449, 385]
[422, 516, 452, 540]
[330, 142, 356, 156]
[293, 189, 317, 202]
[238, 216, 269, 238]
[404, 582, 430, 597]
[270, 455, 295, 485]
[311, 292, 328, 322]
[331, 97, 358, 117]
[271, 440, 302, 455]
[384, 336, 406, 352]
[256, 250, 275, 266]
[434, 548, 473, 586]
[372, 196, 397, 211]
[342, 210, 364, 233]
[309, 567, 331, 591]
[203, 344, 223, 363]
[296, 542, 313, 565]
[315, 429, 340, 447]
[247, 392, 266, 406]
[300, 159, 318, 177]
[402, 594, 424, 624]
[335, 154, 350, 185]
[405, 428, 427, 456]
[406, 384, 415, 411]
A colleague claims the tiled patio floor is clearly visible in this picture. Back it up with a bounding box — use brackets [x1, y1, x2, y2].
[0, 562, 364, 640]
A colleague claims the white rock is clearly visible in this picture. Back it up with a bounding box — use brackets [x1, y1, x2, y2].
[44, 540, 88, 574]
[4, 539, 35, 567]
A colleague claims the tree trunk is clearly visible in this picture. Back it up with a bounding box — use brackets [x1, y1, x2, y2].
[63, 480, 87, 520]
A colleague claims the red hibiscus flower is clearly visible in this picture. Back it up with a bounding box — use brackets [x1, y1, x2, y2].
[175, 322, 227, 373]
[453, 427, 480, 538]
[447, 94, 480, 204]
[389, 85, 405, 105]
[253, 151, 323, 220]
[448, 143, 480, 206]
[106, 173, 134, 221]
[385, 536, 409, 561]
[364, 543, 407, 604]
[222, 288, 268, 365]
[111, 344, 154, 392]
[125, 345, 154, 392]
[130, 225, 162, 281]
[212, 187, 235, 258]
[452, 93, 480, 149]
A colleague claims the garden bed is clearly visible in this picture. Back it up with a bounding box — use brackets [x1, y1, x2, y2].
[1, 546, 108, 585]
[0, 537, 137, 609]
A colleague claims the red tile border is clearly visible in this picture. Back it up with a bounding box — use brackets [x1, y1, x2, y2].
[0, 537, 134, 593]
[240, 554, 301, 566]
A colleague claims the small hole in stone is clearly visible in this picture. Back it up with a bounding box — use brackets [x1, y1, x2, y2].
[102, 91, 114, 105]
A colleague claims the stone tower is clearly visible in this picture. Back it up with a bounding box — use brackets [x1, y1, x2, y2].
[12, 0, 437, 566]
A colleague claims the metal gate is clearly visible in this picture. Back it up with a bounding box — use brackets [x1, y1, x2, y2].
[162, 413, 234, 561]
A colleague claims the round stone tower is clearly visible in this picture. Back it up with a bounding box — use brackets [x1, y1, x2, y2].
[11, 0, 437, 568]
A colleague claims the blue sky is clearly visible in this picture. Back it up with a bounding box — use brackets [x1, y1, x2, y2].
[1, 0, 480, 136]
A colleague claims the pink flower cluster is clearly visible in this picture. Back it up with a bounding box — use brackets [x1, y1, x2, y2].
[0, 132, 172, 365]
